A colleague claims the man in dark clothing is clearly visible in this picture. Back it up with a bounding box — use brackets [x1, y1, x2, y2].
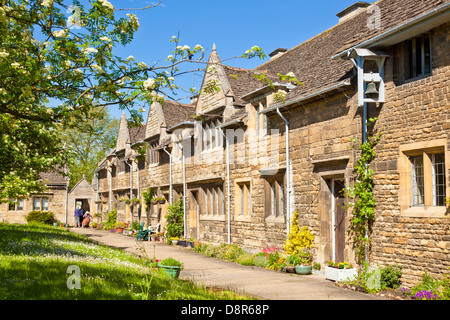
[74, 205, 84, 227]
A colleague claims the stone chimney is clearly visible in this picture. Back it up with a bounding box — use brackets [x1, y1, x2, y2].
[269, 48, 288, 60]
[336, 2, 371, 23]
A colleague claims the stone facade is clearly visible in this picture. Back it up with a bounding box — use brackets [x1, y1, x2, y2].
[0, 170, 70, 224]
[67, 177, 98, 225]
[96, 1, 450, 286]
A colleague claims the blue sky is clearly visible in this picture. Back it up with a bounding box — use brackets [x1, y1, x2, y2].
[109, 0, 363, 120]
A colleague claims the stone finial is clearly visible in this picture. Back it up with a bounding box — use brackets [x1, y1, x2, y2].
[212, 43, 216, 52]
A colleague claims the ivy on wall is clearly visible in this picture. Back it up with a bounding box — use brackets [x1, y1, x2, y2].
[345, 118, 382, 264]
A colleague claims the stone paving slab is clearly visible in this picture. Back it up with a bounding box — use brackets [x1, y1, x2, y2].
[69, 227, 385, 300]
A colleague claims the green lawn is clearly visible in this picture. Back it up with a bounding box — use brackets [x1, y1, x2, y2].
[0, 223, 251, 300]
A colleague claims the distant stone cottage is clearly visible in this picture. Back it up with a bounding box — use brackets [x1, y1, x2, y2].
[0, 169, 70, 224]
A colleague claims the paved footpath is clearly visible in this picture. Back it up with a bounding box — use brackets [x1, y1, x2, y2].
[69, 227, 385, 300]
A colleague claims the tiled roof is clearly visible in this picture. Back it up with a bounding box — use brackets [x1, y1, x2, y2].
[39, 166, 69, 186]
[222, 65, 278, 106]
[129, 124, 146, 145]
[252, 0, 449, 103]
[336, 0, 449, 54]
[161, 100, 196, 129]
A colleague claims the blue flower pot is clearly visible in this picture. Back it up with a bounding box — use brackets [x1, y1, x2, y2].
[158, 265, 181, 279]
[295, 265, 312, 275]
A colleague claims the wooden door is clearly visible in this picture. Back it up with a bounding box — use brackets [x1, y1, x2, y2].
[333, 180, 346, 263]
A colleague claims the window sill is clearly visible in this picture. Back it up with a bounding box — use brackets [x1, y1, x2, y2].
[397, 73, 432, 87]
[265, 215, 285, 224]
[402, 206, 448, 218]
[235, 214, 251, 222]
[200, 214, 225, 221]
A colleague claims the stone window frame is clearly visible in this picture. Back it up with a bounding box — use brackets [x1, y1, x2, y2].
[8, 198, 24, 211]
[264, 173, 286, 223]
[398, 139, 449, 217]
[33, 197, 49, 211]
[147, 142, 160, 167]
[200, 183, 225, 221]
[234, 178, 251, 222]
[394, 32, 432, 84]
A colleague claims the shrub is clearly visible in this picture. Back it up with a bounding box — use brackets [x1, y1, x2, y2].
[236, 253, 257, 266]
[165, 199, 183, 239]
[262, 246, 285, 270]
[102, 209, 117, 230]
[253, 253, 268, 268]
[216, 243, 244, 262]
[407, 270, 450, 300]
[284, 211, 315, 256]
[380, 264, 402, 290]
[159, 257, 184, 270]
[204, 244, 217, 258]
[25, 211, 55, 225]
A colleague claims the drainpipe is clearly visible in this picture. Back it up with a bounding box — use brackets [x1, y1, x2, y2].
[132, 158, 140, 223]
[65, 183, 69, 226]
[174, 140, 186, 239]
[276, 108, 291, 236]
[218, 127, 231, 245]
[96, 172, 99, 218]
[162, 147, 173, 205]
[124, 160, 133, 225]
[105, 166, 113, 213]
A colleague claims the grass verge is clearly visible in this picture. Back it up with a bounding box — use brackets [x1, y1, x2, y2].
[0, 223, 252, 300]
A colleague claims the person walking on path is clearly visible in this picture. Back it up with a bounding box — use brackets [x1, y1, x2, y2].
[74, 205, 84, 228]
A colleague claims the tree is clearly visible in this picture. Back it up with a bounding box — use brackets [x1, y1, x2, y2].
[59, 106, 119, 188]
[0, 0, 270, 201]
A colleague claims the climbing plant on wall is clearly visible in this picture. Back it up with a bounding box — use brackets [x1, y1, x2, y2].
[345, 118, 382, 264]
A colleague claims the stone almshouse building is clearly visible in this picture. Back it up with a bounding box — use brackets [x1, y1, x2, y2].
[96, 0, 450, 286]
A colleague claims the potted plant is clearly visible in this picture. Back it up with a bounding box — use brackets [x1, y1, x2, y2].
[294, 249, 313, 275]
[187, 238, 195, 248]
[158, 257, 184, 279]
[150, 197, 159, 205]
[282, 255, 298, 273]
[325, 260, 357, 282]
[158, 197, 166, 204]
[312, 262, 322, 275]
[114, 221, 127, 233]
[171, 237, 180, 245]
[178, 238, 187, 247]
[131, 198, 141, 205]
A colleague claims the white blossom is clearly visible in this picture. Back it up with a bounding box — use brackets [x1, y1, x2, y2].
[11, 62, 20, 68]
[182, 45, 190, 51]
[126, 55, 135, 61]
[100, 36, 111, 42]
[91, 64, 103, 73]
[64, 60, 72, 67]
[137, 62, 147, 69]
[194, 44, 203, 51]
[167, 55, 173, 60]
[126, 13, 139, 29]
[99, 0, 114, 11]
[82, 47, 98, 55]
[286, 72, 295, 78]
[143, 78, 155, 90]
[41, 0, 53, 7]
[138, 108, 146, 113]
[0, 51, 9, 58]
[52, 29, 67, 38]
